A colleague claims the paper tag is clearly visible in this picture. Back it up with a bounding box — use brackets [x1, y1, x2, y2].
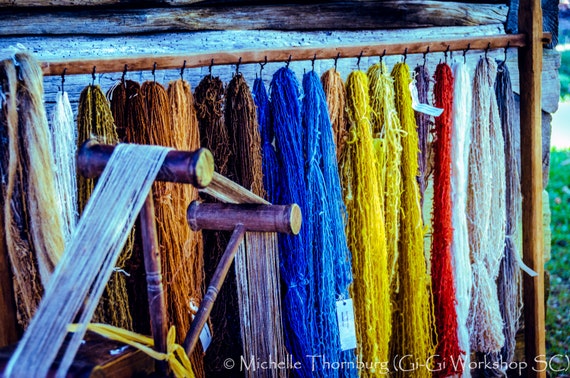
[336, 299, 357, 351]
[409, 80, 444, 117]
[200, 323, 212, 352]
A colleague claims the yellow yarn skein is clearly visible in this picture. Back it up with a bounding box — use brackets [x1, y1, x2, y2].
[340, 70, 391, 374]
[390, 62, 435, 377]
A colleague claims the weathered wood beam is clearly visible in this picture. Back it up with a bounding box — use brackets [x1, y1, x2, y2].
[0, 1, 508, 35]
[0, 0, 510, 7]
[39, 33, 551, 77]
[519, 0, 546, 374]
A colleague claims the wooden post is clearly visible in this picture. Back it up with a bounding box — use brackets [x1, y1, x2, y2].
[182, 224, 246, 356]
[518, 0, 546, 374]
[139, 194, 168, 376]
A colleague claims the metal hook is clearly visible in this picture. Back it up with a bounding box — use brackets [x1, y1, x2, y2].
[403, 47, 408, 63]
[423, 46, 430, 67]
[463, 43, 470, 64]
[61, 68, 66, 93]
[286, 55, 292, 68]
[357, 51, 363, 69]
[259, 56, 267, 77]
[152, 62, 157, 82]
[380, 49, 386, 63]
[236, 57, 242, 75]
[444, 45, 450, 63]
[180, 60, 186, 80]
[122, 64, 128, 83]
[485, 42, 491, 59]
[504, 41, 510, 62]
[209, 59, 214, 76]
[91, 66, 96, 86]
[334, 52, 340, 72]
[312, 53, 317, 71]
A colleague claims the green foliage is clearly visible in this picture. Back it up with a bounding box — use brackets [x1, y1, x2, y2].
[546, 148, 570, 355]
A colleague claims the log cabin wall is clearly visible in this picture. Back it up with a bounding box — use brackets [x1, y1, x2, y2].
[0, 0, 558, 364]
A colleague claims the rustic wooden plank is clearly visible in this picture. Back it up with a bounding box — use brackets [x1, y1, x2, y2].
[508, 48, 560, 114]
[0, 0, 510, 7]
[39, 33, 533, 76]
[0, 1, 508, 36]
[518, 0, 546, 374]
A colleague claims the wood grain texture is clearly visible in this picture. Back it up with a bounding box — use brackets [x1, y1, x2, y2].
[518, 0, 547, 374]
[39, 33, 535, 76]
[0, 1, 508, 35]
[0, 0, 510, 7]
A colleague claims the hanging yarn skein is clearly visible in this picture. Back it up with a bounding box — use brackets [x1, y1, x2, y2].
[340, 69, 391, 374]
[253, 77, 279, 204]
[367, 62, 403, 287]
[194, 73, 242, 376]
[79, 83, 134, 331]
[225, 72, 287, 378]
[107, 79, 151, 334]
[450, 61, 474, 376]
[135, 81, 206, 377]
[321, 68, 348, 160]
[0, 51, 66, 328]
[391, 62, 435, 377]
[303, 70, 356, 377]
[430, 62, 462, 377]
[270, 67, 315, 376]
[49, 90, 78, 244]
[415, 64, 432, 203]
[467, 57, 506, 354]
[484, 59, 522, 374]
[5, 143, 171, 378]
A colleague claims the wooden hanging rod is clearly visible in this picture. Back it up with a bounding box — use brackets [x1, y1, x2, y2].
[41, 32, 552, 76]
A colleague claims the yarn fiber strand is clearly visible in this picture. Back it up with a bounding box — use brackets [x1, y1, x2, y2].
[340, 69, 391, 375]
[391, 62, 435, 377]
[485, 60, 522, 374]
[225, 73, 286, 378]
[415, 64, 432, 203]
[467, 57, 506, 353]
[78, 83, 133, 331]
[270, 67, 314, 376]
[0, 52, 66, 327]
[194, 74, 242, 376]
[303, 70, 356, 377]
[367, 62, 402, 286]
[450, 61, 474, 375]
[321, 68, 348, 160]
[431, 62, 462, 377]
[49, 90, 78, 244]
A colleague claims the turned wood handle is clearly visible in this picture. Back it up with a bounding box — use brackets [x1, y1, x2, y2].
[187, 201, 302, 235]
[77, 139, 214, 189]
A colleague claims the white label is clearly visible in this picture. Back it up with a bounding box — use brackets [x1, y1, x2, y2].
[200, 323, 212, 352]
[336, 299, 357, 351]
[409, 80, 444, 117]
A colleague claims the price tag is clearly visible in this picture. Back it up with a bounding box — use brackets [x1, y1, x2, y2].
[200, 323, 212, 352]
[336, 298, 357, 351]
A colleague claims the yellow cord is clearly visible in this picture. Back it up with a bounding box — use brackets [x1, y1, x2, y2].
[69, 323, 195, 378]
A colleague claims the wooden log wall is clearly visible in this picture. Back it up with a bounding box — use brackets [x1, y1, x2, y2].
[0, 1, 557, 374]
